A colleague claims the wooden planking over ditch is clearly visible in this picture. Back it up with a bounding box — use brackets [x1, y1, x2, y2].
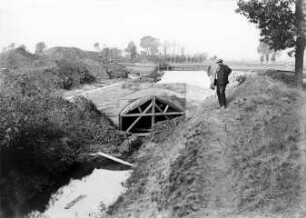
[73, 82, 186, 127]
[119, 95, 185, 133]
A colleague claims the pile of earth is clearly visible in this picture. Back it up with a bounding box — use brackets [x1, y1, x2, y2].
[0, 47, 96, 92]
[0, 47, 130, 95]
[43, 47, 129, 79]
[103, 72, 306, 218]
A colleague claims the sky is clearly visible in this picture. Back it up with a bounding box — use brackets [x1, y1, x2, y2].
[0, 0, 268, 60]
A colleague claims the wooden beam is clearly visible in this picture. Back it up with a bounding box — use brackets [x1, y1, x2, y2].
[137, 107, 142, 113]
[133, 132, 150, 137]
[155, 103, 170, 120]
[89, 152, 134, 167]
[64, 195, 87, 209]
[151, 97, 156, 128]
[122, 111, 184, 117]
[126, 103, 153, 132]
[119, 114, 123, 131]
[164, 105, 169, 113]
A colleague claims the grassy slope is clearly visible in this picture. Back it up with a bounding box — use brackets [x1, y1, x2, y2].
[0, 48, 96, 92]
[43, 47, 129, 79]
[103, 73, 306, 218]
[0, 92, 128, 217]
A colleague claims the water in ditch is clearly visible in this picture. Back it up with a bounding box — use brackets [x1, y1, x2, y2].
[27, 169, 131, 218]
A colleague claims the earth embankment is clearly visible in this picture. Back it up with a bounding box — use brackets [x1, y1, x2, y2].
[104, 72, 306, 218]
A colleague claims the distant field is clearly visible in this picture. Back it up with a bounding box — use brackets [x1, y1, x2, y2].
[123, 61, 306, 78]
[123, 63, 157, 76]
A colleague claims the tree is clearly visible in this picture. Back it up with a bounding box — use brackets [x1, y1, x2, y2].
[93, 42, 100, 51]
[35, 42, 47, 54]
[162, 40, 170, 56]
[257, 42, 272, 64]
[140, 36, 160, 57]
[236, 0, 306, 88]
[124, 41, 137, 59]
[271, 51, 281, 62]
[18, 45, 27, 51]
[260, 55, 265, 63]
[8, 43, 16, 50]
[108, 47, 122, 59]
[100, 47, 122, 60]
[180, 46, 186, 56]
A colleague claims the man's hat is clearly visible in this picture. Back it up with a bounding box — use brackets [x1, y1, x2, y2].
[216, 59, 223, 64]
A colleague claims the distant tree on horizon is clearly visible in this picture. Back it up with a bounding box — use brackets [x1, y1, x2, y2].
[236, 0, 306, 88]
[124, 41, 137, 59]
[18, 44, 27, 51]
[100, 47, 122, 60]
[140, 35, 160, 57]
[257, 42, 273, 64]
[8, 43, 16, 50]
[109, 47, 122, 59]
[271, 51, 281, 62]
[162, 40, 170, 56]
[35, 42, 47, 54]
[93, 42, 100, 51]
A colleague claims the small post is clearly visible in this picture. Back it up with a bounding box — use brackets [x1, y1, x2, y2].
[151, 97, 156, 128]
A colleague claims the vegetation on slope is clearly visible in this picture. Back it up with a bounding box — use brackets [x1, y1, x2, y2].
[104, 73, 306, 218]
[0, 47, 96, 91]
[43, 47, 129, 79]
[0, 75, 126, 217]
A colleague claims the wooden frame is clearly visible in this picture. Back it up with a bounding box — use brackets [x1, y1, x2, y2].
[119, 96, 184, 134]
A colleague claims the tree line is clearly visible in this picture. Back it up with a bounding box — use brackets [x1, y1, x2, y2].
[93, 36, 210, 63]
[2, 37, 210, 63]
[2, 42, 47, 54]
[257, 42, 281, 64]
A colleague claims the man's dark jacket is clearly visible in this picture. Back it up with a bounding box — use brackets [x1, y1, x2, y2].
[215, 64, 232, 85]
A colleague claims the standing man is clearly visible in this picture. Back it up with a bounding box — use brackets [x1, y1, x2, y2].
[214, 59, 232, 109]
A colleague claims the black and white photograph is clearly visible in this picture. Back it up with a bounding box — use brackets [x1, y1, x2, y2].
[0, 0, 306, 217]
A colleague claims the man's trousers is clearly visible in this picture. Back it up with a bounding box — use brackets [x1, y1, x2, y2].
[216, 84, 227, 107]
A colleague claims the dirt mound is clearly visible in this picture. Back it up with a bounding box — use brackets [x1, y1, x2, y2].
[104, 74, 306, 218]
[43, 47, 129, 79]
[43, 47, 92, 60]
[0, 48, 96, 92]
[0, 47, 55, 69]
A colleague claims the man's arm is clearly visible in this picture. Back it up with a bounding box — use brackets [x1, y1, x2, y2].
[227, 66, 232, 75]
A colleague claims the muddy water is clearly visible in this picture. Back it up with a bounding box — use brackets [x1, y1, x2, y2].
[31, 169, 131, 218]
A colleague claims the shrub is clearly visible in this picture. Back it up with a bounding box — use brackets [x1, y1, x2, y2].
[0, 83, 123, 216]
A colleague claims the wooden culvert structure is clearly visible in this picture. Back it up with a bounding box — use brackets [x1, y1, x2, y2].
[119, 96, 185, 135]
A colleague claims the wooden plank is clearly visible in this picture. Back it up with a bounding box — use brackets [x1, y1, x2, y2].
[133, 133, 150, 137]
[64, 195, 87, 209]
[126, 103, 153, 132]
[151, 97, 156, 127]
[119, 114, 123, 131]
[89, 152, 134, 167]
[164, 105, 169, 113]
[155, 103, 170, 120]
[137, 107, 142, 113]
[121, 111, 185, 117]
